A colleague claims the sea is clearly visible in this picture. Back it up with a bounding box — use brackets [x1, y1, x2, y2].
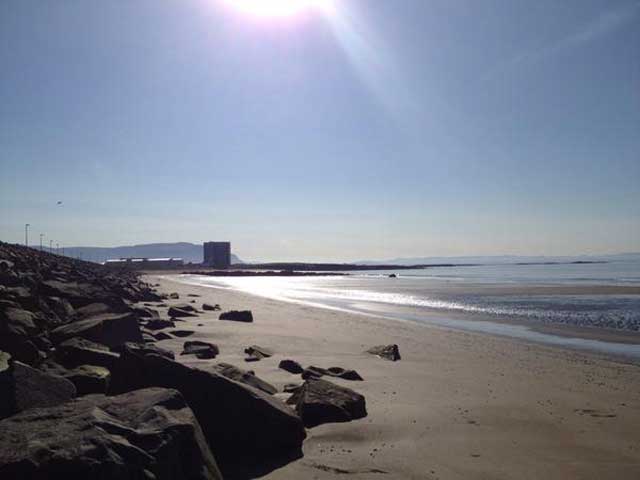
[174, 260, 640, 362]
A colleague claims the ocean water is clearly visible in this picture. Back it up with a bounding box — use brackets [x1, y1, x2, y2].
[174, 260, 640, 361]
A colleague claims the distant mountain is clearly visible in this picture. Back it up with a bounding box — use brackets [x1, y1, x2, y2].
[49, 242, 242, 265]
[356, 253, 640, 266]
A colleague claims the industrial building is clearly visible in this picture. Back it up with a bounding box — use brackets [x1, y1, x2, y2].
[203, 241, 231, 268]
[104, 257, 184, 270]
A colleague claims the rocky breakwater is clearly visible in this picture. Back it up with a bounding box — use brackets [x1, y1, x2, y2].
[0, 242, 310, 478]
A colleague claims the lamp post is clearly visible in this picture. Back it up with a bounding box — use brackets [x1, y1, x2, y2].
[39, 234, 44, 251]
[56, 243, 59, 255]
[25, 224, 30, 247]
[49, 240, 53, 253]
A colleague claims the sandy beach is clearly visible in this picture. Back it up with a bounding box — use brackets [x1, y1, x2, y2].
[145, 274, 640, 479]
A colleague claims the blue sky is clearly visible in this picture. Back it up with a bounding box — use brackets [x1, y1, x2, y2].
[1, 0, 638, 261]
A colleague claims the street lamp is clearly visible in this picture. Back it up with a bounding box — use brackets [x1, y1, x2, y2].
[25, 224, 30, 247]
[39, 234, 44, 251]
[49, 240, 53, 252]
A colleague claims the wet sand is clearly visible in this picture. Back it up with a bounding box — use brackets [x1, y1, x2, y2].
[147, 274, 640, 480]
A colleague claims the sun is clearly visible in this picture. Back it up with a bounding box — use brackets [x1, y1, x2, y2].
[223, 0, 334, 18]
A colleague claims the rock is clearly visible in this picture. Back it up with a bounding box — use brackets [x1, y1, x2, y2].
[109, 347, 305, 475]
[40, 361, 110, 395]
[287, 377, 367, 428]
[0, 387, 222, 480]
[145, 318, 176, 330]
[302, 365, 364, 381]
[7, 340, 45, 366]
[75, 301, 128, 319]
[143, 333, 156, 343]
[219, 310, 253, 323]
[168, 306, 198, 318]
[366, 344, 401, 361]
[130, 306, 160, 318]
[181, 341, 219, 359]
[283, 383, 302, 393]
[174, 303, 198, 312]
[0, 307, 39, 337]
[112, 342, 175, 360]
[56, 337, 120, 369]
[389, 273, 397, 278]
[212, 362, 277, 395]
[0, 356, 76, 420]
[169, 292, 180, 299]
[279, 359, 304, 374]
[152, 331, 173, 341]
[244, 345, 273, 360]
[50, 312, 143, 348]
[188, 294, 201, 297]
[170, 330, 194, 338]
[202, 303, 221, 311]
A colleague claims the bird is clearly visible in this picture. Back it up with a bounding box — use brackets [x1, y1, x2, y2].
[57, 201, 63, 205]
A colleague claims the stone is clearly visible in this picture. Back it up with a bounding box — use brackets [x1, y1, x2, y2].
[40, 361, 110, 395]
[202, 303, 221, 311]
[112, 342, 175, 360]
[153, 331, 173, 341]
[174, 303, 198, 312]
[109, 347, 306, 475]
[287, 377, 367, 428]
[188, 294, 201, 297]
[279, 359, 304, 374]
[0, 387, 222, 480]
[244, 345, 273, 359]
[212, 362, 277, 395]
[56, 337, 120, 369]
[283, 383, 302, 393]
[145, 318, 176, 330]
[50, 312, 143, 348]
[302, 365, 364, 381]
[181, 341, 219, 359]
[0, 357, 76, 420]
[169, 292, 180, 299]
[366, 344, 401, 361]
[0, 307, 39, 337]
[131, 306, 160, 318]
[170, 330, 194, 338]
[168, 306, 198, 318]
[219, 310, 253, 323]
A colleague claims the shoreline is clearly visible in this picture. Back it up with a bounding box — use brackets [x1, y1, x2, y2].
[147, 274, 640, 480]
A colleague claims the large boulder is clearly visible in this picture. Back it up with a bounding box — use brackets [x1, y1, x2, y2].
[212, 362, 277, 395]
[40, 361, 110, 395]
[145, 318, 176, 330]
[112, 342, 175, 360]
[219, 310, 253, 323]
[50, 312, 142, 348]
[366, 344, 401, 361]
[202, 303, 221, 311]
[244, 345, 273, 362]
[0, 387, 222, 480]
[0, 354, 76, 420]
[56, 337, 120, 369]
[109, 347, 306, 475]
[287, 377, 367, 428]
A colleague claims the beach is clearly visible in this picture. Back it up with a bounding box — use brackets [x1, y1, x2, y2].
[148, 274, 640, 480]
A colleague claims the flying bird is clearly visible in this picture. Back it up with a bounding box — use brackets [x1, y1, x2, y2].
[57, 201, 63, 205]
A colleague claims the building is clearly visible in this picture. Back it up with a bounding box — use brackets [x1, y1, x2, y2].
[104, 257, 184, 270]
[203, 241, 231, 268]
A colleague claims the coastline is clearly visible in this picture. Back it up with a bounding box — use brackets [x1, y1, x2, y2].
[147, 274, 640, 479]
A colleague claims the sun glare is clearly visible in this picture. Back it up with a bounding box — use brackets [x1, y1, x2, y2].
[224, 0, 334, 18]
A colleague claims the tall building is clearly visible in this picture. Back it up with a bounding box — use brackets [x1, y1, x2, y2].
[203, 241, 231, 268]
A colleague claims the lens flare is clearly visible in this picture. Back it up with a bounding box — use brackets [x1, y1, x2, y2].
[224, 0, 334, 18]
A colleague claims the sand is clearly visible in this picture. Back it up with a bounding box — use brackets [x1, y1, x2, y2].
[145, 274, 640, 480]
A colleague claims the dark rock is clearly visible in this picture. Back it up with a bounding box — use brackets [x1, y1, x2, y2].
[113, 342, 175, 360]
[188, 294, 201, 297]
[50, 312, 143, 348]
[366, 344, 401, 361]
[302, 365, 364, 381]
[169, 292, 180, 299]
[279, 359, 304, 374]
[202, 303, 221, 311]
[145, 318, 176, 330]
[286, 377, 367, 428]
[174, 303, 198, 312]
[219, 310, 253, 323]
[8, 340, 45, 366]
[131, 306, 160, 318]
[244, 345, 273, 359]
[168, 306, 198, 318]
[75, 301, 128, 319]
[40, 361, 110, 395]
[0, 387, 223, 480]
[181, 341, 219, 359]
[170, 330, 194, 338]
[0, 356, 76, 420]
[212, 362, 277, 395]
[109, 347, 305, 475]
[0, 307, 39, 337]
[142, 333, 156, 343]
[56, 337, 119, 369]
[153, 331, 173, 341]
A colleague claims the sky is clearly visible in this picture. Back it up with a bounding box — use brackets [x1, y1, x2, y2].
[1, 0, 639, 262]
